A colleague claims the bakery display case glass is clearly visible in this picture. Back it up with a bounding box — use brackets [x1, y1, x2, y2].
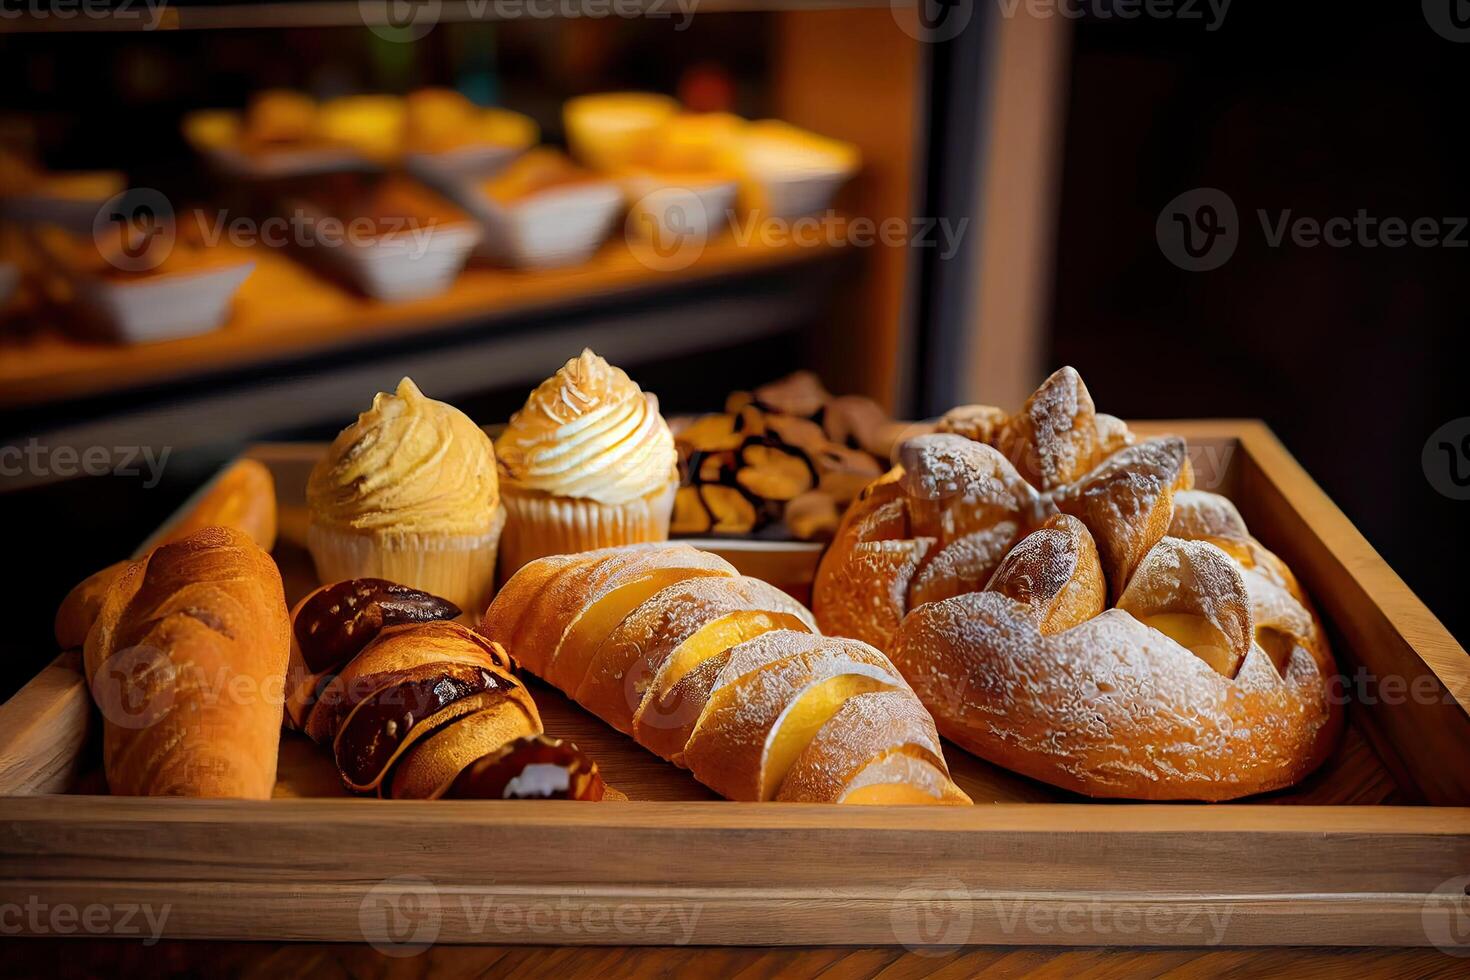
[1, 1, 1467, 966]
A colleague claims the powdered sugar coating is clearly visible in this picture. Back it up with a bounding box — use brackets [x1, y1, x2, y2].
[999, 366, 1099, 491]
[1052, 436, 1192, 599]
[908, 521, 1019, 609]
[682, 631, 904, 800]
[1117, 536, 1254, 674]
[891, 590, 1338, 800]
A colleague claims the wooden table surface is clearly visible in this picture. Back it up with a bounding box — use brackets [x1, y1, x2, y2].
[9, 941, 1467, 978]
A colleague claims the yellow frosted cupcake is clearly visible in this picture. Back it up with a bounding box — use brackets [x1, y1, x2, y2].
[496, 349, 678, 575]
[307, 378, 504, 615]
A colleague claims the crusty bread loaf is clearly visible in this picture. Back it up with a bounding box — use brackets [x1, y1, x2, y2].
[55, 458, 278, 650]
[83, 526, 290, 799]
[480, 543, 970, 805]
[817, 367, 1341, 800]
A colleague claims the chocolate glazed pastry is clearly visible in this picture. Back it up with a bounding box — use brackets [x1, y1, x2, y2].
[442, 735, 609, 800]
[288, 584, 616, 801]
[285, 578, 460, 731]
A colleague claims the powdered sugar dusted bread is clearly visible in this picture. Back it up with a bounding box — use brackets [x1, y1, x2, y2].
[481, 544, 969, 804]
[817, 367, 1340, 801]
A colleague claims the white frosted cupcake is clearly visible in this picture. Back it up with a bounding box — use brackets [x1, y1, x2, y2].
[307, 378, 504, 615]
[495, 349, 678, 576]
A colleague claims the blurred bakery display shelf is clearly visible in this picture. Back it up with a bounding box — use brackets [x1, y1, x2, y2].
[0, 223, 848, 413]
[0, 0, 898, 32]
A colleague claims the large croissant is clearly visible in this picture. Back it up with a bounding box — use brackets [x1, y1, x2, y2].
[83, 526, 290, 799]
[814, 367, 1341, 800]
[480, 543, 970, 804]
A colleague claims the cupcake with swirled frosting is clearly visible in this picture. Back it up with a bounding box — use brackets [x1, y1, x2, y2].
[495, 349, 678, 574]
[307, 378, 504, 615]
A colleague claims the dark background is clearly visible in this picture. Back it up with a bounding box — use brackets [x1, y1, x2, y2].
[1048, 1, 1468, 644]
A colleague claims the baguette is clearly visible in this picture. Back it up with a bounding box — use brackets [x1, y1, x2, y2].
[55, 458, 277, 650]
[480, 543, 970, 804]
[83, 526, 290, 799]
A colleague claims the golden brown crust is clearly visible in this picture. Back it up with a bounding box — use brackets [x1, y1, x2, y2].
[812, 436, 1039, 650]
[83, 527, 290, 799]
[820, 369, 1338, 800]
[1051, 436, 1193, 600]
[482, 546, 968, 804]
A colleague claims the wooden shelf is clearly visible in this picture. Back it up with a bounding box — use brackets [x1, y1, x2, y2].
[0, 0, 898, 32]
[0, 224, 847, 411]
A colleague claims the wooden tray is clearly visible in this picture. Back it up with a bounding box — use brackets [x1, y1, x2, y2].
[2, 421, 1467, 948]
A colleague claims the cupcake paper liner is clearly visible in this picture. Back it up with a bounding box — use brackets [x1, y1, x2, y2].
[498, 477, 677, 578]
[307, 506, 506, 619]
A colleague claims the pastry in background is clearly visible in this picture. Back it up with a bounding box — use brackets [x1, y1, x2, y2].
[307, 378, 505, 615]
[731, 120, 859, 220]
[245, 89, 319, 146]
[402, 88, 538, 157]
[495, 350, 678, 576]
[316, 95, 405, 160]
[563, 92, 679, 171]
[83, 527, 290, 799]
[671, 371, 908, 541]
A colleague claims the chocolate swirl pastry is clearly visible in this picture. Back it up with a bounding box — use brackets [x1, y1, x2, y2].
[444, 735, 608, 801]
[285, 578, 461, 731]
[289, 580, 610, 800]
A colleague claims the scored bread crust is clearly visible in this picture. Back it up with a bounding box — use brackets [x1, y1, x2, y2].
[482, 544, 736, 686]
[827, 367, 1340, 801]
[83, 526, 290, 800]
[479, 545, 969, 804]
[575, 575, 817, 734]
